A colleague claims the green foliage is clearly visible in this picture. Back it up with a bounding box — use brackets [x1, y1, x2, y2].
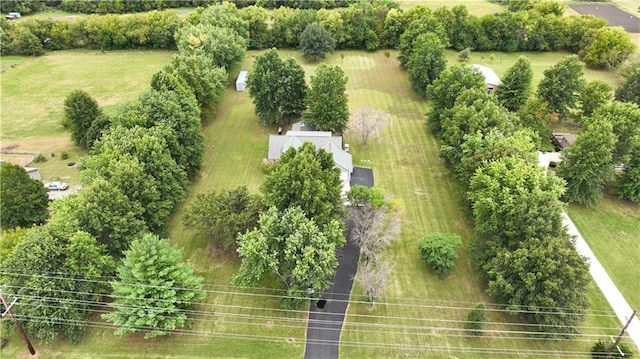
[591, 101, 640, 164]
[557, 118, 616, 207]
[63, 90, 104, 149]
[537, 55, 585, 120]
[347, 185, 386, 208]
[398, 13, 448, 69]
[0, 162, 48, 230]
[198, 2, 249, 40]
[305, 64, 349, 133]
[103, 234, 205, 338]
[240, 5, 269, 50]
[247, 49, 308, 126]
[1, 226, 114, 343]
[591, 339, 635, 358]
[458, 48, 471, 62]
[3, 26, 44, 56]
[175, 23, 246, 72]
[74, 178, 147, 258]
[615, 70, 640, 107]
[427, 64, 486, 135]
[484, 237, 589, 336]
[163, 54, 227, 113]
[261, 142, 344, 229]
[233, 206, 344, 306]
[469, 157, 566, 252]
[578, 80, 613, 119]
[407, 33, 447, 98]
[496, 56, 533, 112]
[615, 138, 640, 203]
[464, 303, 486, 336]
[183, 186, 262, 250]
[456, 129, 538, 186]
[84, 126, 187, 232]
[299, 22, 336, 61]
[440, 89, 513, 166]
[0, 227, 28, 263]
[32, 153, 47, 163]
[418, 233, 462, 277]
[581, 26, 636, 68]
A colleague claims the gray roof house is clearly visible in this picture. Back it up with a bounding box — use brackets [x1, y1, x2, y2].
[268, 130, 353, 195]
[471, 64, 502, 92]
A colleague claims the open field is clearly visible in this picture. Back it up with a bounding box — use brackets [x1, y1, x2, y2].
[1, 49, 635, 357]
[0, 50, 174, 184]
[397, 0, 505, 14]
[568, 195, 640, 310]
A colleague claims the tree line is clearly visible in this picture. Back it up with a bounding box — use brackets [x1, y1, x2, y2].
[0, 2, 247, 343]
[2, 1, 636, 69]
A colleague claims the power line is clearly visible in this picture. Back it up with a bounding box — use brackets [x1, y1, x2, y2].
[0, 271, 618, 317]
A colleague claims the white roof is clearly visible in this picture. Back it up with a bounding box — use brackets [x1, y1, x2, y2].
[236, 71, 248, 84]
[267, 131, 353, 174]
[471, 64, 502, 86]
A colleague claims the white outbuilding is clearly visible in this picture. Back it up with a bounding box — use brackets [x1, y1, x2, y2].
[471, 64, 502, 92]
[236, 71, 248, 92]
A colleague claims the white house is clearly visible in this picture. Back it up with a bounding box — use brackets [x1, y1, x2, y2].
[471, 64, 502, 92]
[267, 130, 353, 195]
[236, 71, 248, 92]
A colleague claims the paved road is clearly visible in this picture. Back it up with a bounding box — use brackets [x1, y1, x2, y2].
[304, 222, 359, 359]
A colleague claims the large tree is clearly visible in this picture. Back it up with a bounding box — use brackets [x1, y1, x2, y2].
[247, 49, 308, 126]
[1, 226, 114, 343]
[305, 64, 349, 133]
[537, 55, 585, 120]
[261, 142, 344, 229]
[484, 236, 589, 336]
[577, 80, 612, 119]
[299, 22, 336, 61]
[183, 186, 262, 250]
[0, 162, 48, 229]
[615, 70, 640, 107]
[427, 64, 486, 135]
[163, 54, 227, 113]
[469, 157, 567, 253]
[233, 206, 344, 305]
[103, 234, 205, 338]
[496, 56, 533, 112]
[398, 15, 448, 69]
[557, 117, 616, 206]
[63, 90, 106, 149]
[407, 33, 446, 98]
[581, 26, 636, 68]
[591, 101, 640, 164]
[175, 23, 246, 72]
[615, 136, 640, 203]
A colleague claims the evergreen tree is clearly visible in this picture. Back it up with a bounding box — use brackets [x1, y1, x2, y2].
[103, 234, 205, 338]
[299, 22, 336, 61]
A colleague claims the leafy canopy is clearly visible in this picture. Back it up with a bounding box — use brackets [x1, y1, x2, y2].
[0, 162, 49, 230]
[305, 64, 349, 133]
[299, 22, 336, 61]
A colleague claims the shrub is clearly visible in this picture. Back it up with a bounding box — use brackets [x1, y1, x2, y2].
[464, 303, 486, 336]
[33, 153, 47, 163]
[418, 233, 462, 277]
[548, 161, 557, 168]
[458, 48, 471, 62]
[61, 152, 69, 160]
[591, 339, 634, 358]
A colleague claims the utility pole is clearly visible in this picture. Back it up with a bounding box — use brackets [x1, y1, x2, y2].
[607, 309, 637, 359]
[0, 289, 36, 355]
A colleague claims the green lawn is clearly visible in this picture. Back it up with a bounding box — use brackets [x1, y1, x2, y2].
[0, 49, 633, 357]
[567, 195, 640, 310]
[0, 50, 174, 184]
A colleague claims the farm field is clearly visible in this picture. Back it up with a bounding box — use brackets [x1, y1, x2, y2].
[0, 48, 635, 357]
[397, 0, 504, 15]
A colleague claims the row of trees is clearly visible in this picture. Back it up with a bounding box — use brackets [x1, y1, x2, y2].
[0, 3, 249, 342]
[0, 0, 356, 15]
[427, 63, 591, 336]
[247, 49, 350, 132]
[3, 1, 635, 69]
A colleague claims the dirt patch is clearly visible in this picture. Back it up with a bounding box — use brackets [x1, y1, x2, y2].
[570, 4, 640, 33]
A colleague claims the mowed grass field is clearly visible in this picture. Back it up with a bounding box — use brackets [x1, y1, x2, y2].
[0, 49, 635, 357]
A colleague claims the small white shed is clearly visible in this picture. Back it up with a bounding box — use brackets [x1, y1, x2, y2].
[236, 71, 248, 92]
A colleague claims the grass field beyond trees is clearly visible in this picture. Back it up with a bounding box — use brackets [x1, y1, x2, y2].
[1, 49, 636, 357]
